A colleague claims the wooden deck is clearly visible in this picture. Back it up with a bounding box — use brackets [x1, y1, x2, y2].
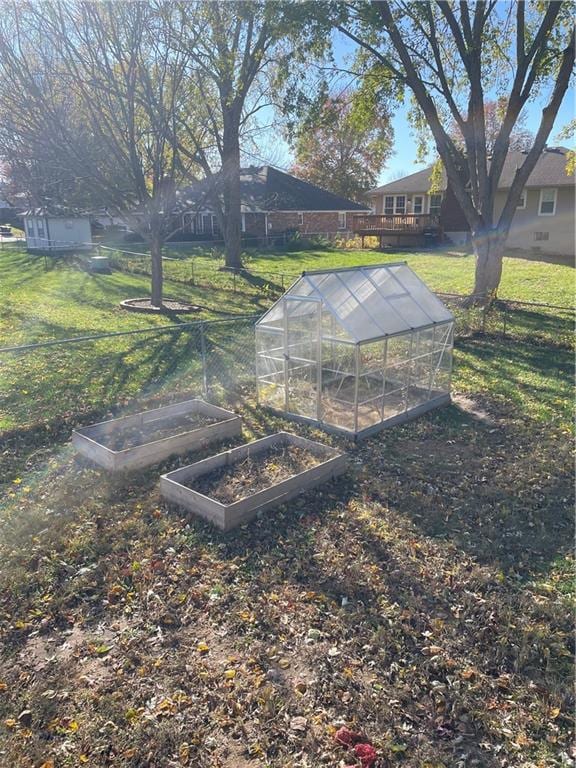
[352, 213, 440, 235]
[352, 213, 441, 248]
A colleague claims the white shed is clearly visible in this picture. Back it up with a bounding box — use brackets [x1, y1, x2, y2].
[23, 208, 92, 251]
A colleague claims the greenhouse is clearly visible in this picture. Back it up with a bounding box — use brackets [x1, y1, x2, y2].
[255, 263, 454, 438]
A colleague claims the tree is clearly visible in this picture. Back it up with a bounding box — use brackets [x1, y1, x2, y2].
[0, 1, 208, 307]
[289, 94, 393, 201]
[170, 1, 331, 270]
[450, 98, 534, 154]
[170, 2, 283, 270]
[556, 118, 576, 174]
[337, 1, 574, 301]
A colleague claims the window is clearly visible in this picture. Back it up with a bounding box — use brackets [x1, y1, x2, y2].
[534, 231, 549, 241]
[26, 220, 35, 236]
[413, 195, 423, 214]
[338, 212, 346, 230]
[297, 212, 304, 226]
[212, 215, 221, 235]
[516, 191, 526, 209]
[384, 195, 406, 215]
[241, 213, 246, 233]
[538, 188, 557, 216]
[429, 194, 442, 217]
[193, 214, 204, 234]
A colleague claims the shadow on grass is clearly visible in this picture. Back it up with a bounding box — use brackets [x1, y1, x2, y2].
[237, 268, 284, 294]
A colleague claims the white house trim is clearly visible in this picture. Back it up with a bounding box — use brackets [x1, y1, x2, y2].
[516, 190, 527, 209]
[538, 188, 557, 216]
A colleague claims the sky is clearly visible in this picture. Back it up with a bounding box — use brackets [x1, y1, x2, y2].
[263, 26, 575, 187]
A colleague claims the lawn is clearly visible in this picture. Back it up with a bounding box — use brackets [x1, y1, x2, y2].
[0, 248, 269, 347]
[241, 246, 575, 306]
[0, 244, 573, 767]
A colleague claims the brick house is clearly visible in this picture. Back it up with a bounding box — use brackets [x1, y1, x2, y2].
[180, 165, 369, 240]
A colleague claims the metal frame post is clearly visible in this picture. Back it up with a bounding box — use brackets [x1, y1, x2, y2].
[316, 302, 322, 422]
[200, 321, 208, 398]
[353, 344, 360, 434]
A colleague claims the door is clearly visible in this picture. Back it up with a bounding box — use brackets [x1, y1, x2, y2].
[284, 296, 321, 420]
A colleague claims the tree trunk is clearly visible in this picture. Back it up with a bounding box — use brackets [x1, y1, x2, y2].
[150, 234, 163, 308]
[222, 127, 242, 271]
[470, 228, 507, 303]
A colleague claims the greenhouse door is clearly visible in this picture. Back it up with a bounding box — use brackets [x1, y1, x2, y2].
[284, 296, 321, 420]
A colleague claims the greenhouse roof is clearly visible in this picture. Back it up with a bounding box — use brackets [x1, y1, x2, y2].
[258, 263, 454, 342]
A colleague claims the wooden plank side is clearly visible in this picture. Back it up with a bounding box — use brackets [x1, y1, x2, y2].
[160, 477, 226, 529]
[73, 400, 241, 471]
[161, 449, 231, 485]
[115, 416, 242, 471]
[161, 430, 347, 533]
[72, 431, 115, 470]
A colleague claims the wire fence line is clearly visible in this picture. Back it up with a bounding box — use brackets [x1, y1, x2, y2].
[1, 289, 573, 436]
[3, 238, 573, 432]
[0, 315, 260, 434]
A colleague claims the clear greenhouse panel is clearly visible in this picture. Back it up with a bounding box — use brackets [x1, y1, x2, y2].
[255, 264, 454, 437]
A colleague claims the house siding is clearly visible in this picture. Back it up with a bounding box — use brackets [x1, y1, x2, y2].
[371, 185, 575, 256]
[440, 186, 468, 232]
[495, 186, 574, 257]
[243, 212, 266, 237]
[267, 211, 351, 235]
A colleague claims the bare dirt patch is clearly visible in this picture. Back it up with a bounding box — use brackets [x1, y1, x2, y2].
[452, 393, 498, 425]
[190, 445, 321, 503]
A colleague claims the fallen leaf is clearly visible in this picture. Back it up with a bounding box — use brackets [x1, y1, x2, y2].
[290, 716, 307, 732]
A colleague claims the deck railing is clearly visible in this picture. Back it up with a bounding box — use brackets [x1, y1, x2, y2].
[352, 213, 439, 233]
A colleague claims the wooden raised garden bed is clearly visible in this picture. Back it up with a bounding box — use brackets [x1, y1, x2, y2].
[72, 399, 241, 471]
[160, 431, 348, 532]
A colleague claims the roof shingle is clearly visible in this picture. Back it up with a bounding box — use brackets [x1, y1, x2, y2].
[369, 147, 574, 196]
[181, 166, 369, 212]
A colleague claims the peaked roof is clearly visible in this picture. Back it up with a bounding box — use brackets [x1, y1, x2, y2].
[23, 206, 89, 218]
[240, 166, 368, 212]
[181, 166, 369, 213]
[369, 146, 574, 196]
[257, 263, 453, 342]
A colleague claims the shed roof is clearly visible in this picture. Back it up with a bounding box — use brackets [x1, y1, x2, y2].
[23, 206, 89, 219]
[258, 263, 453, 342]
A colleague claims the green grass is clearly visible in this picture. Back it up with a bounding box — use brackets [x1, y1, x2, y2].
[0, 245, 573, 433]
[0, 243, 573, 768]
[0, 248, 268, 346]
[154, 243, 575, 305]
[243, 246, 575, 305]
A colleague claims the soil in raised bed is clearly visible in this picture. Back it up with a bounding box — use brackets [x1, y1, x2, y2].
[190, 445, 321, 504]
[99, 412, 220, 451]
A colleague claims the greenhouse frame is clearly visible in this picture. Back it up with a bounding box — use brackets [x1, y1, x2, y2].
[255, 263, 454, 439]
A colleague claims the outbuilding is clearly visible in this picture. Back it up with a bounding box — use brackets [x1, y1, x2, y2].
[23, 208, 92, 252]
[256, 262, 454, 439]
